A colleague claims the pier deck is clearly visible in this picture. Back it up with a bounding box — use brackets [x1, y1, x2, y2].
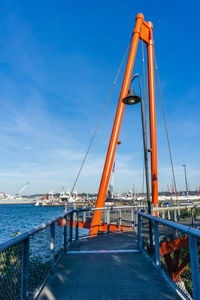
[38, 231, 181, 300]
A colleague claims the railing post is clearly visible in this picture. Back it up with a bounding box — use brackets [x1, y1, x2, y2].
[64, 216, 67, 254]
[191, 209, 195, 228]
[134, 209, 137, 226]
[138, 214, 142, 250]
[76, 211, 79, 240]
[21, 237, 29, 300]
[131, 208, 135, 229]
[70, 212, 73, 242]
[118, 209, 122, 227]
[194, 207, 197, 223]
[50, 223, 55, 273]
[168, 210, 171, 220]
[104, 210, 107, 223]
[174, 210, 177, 222]
[189, 234, 200, 300]
[154, 221, 161, 269]
[107, 209, 110, 233]
[83, 206, 86, 223]
[178, 209, 181, 222]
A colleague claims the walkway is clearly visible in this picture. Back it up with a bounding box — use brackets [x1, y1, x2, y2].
[38, 231, 182, 300]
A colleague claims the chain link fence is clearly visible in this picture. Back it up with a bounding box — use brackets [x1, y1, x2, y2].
[0, 210, 75, 300]
[28, 227, 51, 298]
[0, 241, 22, 300]
[1, 206, 137, 299]
[138, 211, 200, 300]
[141, 216, 154, 257]
[2, 206, 199, 299]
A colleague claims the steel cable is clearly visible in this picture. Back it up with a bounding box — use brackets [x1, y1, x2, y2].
[70, 33, 133, 195]
[154, 50, 178, 199]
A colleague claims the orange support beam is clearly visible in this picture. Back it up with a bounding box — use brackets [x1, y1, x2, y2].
[160, 237, 191, 281]
[147, 22, 158, 207]
[159, 236, 189, 256]
[90, 13, 144, 236]
[58, 219, 132, 235]
[90, 13, 159, 236]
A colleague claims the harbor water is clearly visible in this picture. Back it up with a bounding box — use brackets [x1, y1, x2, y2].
[0, 204, 88, 244]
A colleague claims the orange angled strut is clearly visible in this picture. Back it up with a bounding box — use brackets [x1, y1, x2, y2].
[90, 13, 158, 236]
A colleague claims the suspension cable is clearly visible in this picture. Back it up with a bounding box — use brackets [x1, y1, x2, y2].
[70, 33, 133, 194]
[154, 49, 178, 198]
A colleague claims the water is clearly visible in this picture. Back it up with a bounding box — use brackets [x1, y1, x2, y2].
[0, 204, 67, 243]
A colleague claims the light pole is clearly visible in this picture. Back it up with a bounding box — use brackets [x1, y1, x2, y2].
[122, 73, 153, 251]
[122, 73, 151, 215]
[182, 164, 189, 195]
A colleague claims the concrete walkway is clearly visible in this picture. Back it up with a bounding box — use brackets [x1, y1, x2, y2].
[38, 231, 181, 300]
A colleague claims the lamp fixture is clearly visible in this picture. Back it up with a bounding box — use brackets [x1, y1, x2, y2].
[122, 87, 141, 105]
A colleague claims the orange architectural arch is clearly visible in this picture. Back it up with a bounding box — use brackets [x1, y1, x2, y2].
[90, 14, 158, 236]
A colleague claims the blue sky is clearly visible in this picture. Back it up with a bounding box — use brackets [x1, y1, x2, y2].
[0, 0, 199, 194]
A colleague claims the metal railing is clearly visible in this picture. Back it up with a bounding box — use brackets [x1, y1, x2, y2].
[88, 205, 145, 232]
[153, 204, 200, 228]
[3, 204, 199, 299]
[137, 210, 200, 300]
[0, 209, 73, 300]
[0, 205, 143, 300]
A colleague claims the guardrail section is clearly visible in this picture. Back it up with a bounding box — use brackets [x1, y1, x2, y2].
[0, 210, 74, 300]
[0, 205, 142, 299]
[137, 210, 200, 300]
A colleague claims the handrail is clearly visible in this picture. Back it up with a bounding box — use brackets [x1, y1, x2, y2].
[79, 205, 145, 212]
[153, 204, 200, 211]
[136, 209, 200, 299]
[0, 205, 143, 252]
[0, 209, 73, 253]
[137, 210, 200, 238]
[2, 203, 198, 253]
[1, 204, 199, 300]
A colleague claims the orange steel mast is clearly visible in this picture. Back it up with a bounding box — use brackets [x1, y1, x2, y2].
[147, 22, 158, 210]
[90, 14, 158, 236]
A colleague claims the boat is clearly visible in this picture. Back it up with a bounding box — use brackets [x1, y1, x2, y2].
[60, 188, 83, 203]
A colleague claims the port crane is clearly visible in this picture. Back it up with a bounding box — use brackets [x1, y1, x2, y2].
[16, 181, 31, 196]
[195, 186, 200, 196]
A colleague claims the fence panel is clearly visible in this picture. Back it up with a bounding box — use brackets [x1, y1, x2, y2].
[137, 211, 195, 299]
[28, 227, 51, 298]
[0, 206, 137, 299]
[0, 241, 22, 300]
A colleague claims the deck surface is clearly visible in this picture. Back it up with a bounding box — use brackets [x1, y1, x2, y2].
[38, 231, 181, 300]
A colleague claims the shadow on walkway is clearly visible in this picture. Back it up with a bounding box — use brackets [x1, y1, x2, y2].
[38, 231, 181, 300]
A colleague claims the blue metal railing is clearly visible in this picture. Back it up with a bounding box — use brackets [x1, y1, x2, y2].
[1, 205, 198, 299]
[0, 205, 140, 299]
[137, 210, 200, 300]
[0, 209, 75, 300]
